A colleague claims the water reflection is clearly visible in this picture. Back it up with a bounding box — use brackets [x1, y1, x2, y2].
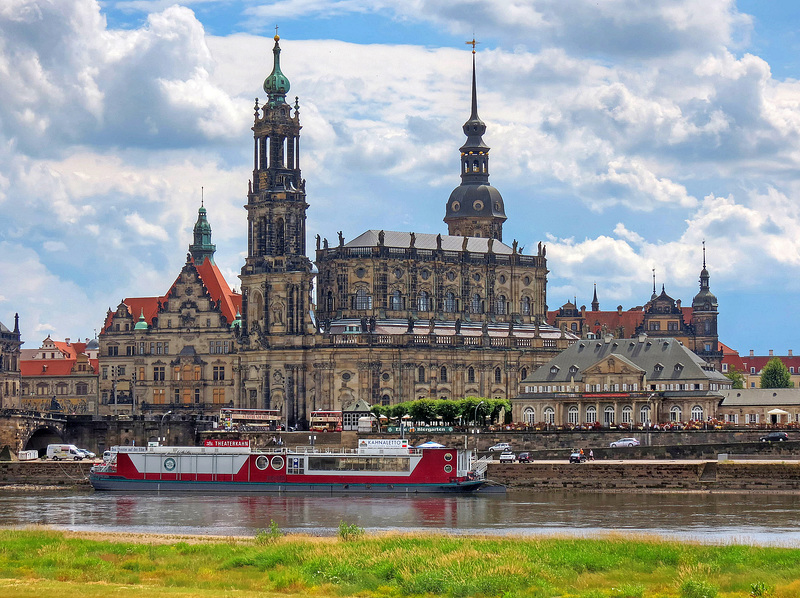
[1, 490, 799, 546]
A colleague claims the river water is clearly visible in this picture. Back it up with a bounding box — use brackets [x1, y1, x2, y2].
[2, 490, 800, 546]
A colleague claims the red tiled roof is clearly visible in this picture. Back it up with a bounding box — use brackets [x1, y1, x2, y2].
[740, 354, 800, 374]
[21, 359, 75, 377]
[547, 305, 695, 337]
[102, 257, 241, 332]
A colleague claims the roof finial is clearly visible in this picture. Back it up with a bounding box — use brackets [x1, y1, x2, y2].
[652, 268, 656, 295]
[201, 186, 204, 208]
[274, 25, 279, 41]
[466, 37, 479, 54]
[702, 239, 706, 268]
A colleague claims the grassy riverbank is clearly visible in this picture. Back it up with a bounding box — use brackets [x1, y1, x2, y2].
[0, 528, 799, 597]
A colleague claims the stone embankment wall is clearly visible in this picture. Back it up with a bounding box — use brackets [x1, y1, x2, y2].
[488, 460, 800, 492]
[0, 461, 93, 486]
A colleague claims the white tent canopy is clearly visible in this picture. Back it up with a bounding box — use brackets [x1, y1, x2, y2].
[767, 408, 790, 415]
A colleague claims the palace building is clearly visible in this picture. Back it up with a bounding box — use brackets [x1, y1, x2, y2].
[0, 314, 21, 409]
[233, 36, 576, 426]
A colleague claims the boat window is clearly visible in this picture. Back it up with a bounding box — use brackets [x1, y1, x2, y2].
[307, 456, 411, 472]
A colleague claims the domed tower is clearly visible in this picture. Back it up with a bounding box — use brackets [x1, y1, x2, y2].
[444, 44, 507, 241]
[692, 243, 721, 367]
[188, 196, 216, 265]
[240, 34, 314, 343]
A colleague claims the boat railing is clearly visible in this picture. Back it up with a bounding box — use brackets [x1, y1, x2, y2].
[472, 455, 492, 478]
[252, 446, 424, 456]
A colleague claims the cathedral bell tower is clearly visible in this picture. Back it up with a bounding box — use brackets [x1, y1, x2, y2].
[240, 34, 314, 344]
[444, 43, 507, 240]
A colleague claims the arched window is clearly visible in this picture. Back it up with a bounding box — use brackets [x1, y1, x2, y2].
[417, 291, 430, 312]
[495, 295, 507, 315]
[418, 366, 425, 383]
[354, 288, 372, 310]
[494, 367, 502, 384]
[381, 394, 390, 406]
[543, 406, 555, 424]
[622, 405, 633, 424]
[586, 405, 597, 423]
[440, 366, 448, 382]
[470, 293, 482, 314]
[472, 159, 479, 172]
[467, 367, 475, 383]
[571, 322, 578, 332]
[390, 290, 403, 311]
[521, 296, 531, 315]
[639, 405, 650, 425]
[691, 405, 703, 421]
[520, 367, 528, 380]
[444, 292, 456, 313]
[604, 405, 615, 425]
[670, 406, 682, 422]
[568, 405, 579, 425]
[523, 407, 535, 424]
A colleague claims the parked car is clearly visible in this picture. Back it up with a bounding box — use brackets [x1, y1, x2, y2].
[609, 437, 640, 448]
[517, 452, 531, 463]
[761, 432, 789, 442]
[569, 451, 586, 464]
[498, 450, 516, 463]
[488, 442, 512, 452]
[77, 449, 96, 459]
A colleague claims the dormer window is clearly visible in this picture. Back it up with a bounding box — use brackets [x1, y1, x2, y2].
[653, 363, 664, 372]
[568, 365, 579, 376]
[550, 365, 560, 374]
[674, 363, 684, 372]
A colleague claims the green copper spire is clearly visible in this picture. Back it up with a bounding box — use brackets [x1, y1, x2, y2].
[263, 34, 290, 107]
[189, 192, 216, 264]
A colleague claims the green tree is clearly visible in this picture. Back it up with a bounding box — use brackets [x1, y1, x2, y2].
[724, 364, 745, 389]
[409, 399, 438, 424]
[760, 357, 793, 388]
[436, 400, 461, 425]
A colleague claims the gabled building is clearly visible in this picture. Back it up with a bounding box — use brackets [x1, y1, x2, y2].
[0, 314, 22, 409]
[98, 204, 242, 417]
[722, 348, 800, 389]
[513, 335, 731, 427]
[20, 336, 99, 413]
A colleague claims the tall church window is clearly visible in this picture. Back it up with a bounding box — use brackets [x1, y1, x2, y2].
[440, 366, 448, 382]
[417, 291, 430, 312]
[521, 296, 531, 316]
[470, 294, 482, 314]
[495, 295, 507, 315]
[704, 321, 711, 333]
[326, 291, 334, 312]
[520, 367, 528, 380]
[444, 292, 456, 313]
[418, 366, 425, 383]
[390, 290, 403, 311]
[494, 367, 502, 384]
[467, 367, 475, 383]
[354, 288, 372, 310]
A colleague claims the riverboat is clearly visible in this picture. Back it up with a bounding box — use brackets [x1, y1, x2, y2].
[89, 439, 485, 493]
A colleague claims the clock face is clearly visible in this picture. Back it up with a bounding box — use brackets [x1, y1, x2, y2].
[451, 201, 460, 212]
[473, 200, 484, 211]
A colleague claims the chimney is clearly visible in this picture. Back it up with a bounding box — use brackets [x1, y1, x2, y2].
[749, 349, 754, 357]
[676, 299, 681, 308]
[789, 350, 793, 357]
[769, 349, 774, 356]
[617, 305, 623, 315]
[65, 337, 70, 346]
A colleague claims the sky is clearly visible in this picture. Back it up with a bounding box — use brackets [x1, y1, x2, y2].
[2, 0, 800, 355]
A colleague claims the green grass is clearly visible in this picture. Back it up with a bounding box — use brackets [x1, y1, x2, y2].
[0, 528, 799, 597]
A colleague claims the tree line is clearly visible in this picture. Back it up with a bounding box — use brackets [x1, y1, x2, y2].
[370, 397, 512, 426]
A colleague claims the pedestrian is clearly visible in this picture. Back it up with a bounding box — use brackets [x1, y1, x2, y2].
[589, 449, 594, 461]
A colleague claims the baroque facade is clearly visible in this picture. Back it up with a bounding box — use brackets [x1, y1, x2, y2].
[235, 36, 576, 426]
[97, 205, 242, 417]
[20, 336, 99, 413]
[0, 314, 21, 409]
[513, 335, 731, 426]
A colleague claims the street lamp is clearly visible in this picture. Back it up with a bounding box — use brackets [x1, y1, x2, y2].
[474, 401, 485, 428]
[160, 410, 172, 444]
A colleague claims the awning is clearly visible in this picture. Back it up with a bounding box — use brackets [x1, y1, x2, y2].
[767, 408, 789, 415]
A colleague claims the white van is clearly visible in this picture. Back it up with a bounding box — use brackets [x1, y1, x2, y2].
[46, 444, 83, 461]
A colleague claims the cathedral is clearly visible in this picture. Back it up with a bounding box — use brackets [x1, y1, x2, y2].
[235, 35, 575, 426]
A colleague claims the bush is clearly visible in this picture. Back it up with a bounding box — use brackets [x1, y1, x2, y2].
[254, 519, 282, 545]
[680, 578, 718, 598]
[337, 520, 364, 542]
[750, 581, 773, 597]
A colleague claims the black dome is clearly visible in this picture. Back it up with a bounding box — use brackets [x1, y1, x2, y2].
[446, 184, 507, 220]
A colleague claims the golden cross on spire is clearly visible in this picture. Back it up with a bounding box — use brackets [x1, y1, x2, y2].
[466, 38, 479, 54]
